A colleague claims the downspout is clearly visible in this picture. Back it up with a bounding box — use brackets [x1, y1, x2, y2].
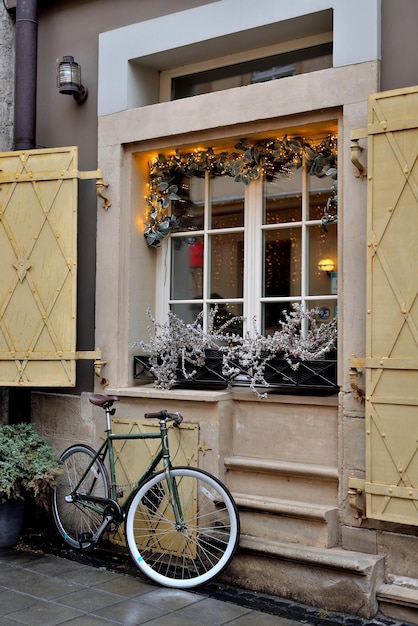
[14, 0, 38, 150]
[9, 0, 38, 423]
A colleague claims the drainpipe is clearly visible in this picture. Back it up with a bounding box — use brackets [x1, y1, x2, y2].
[14, 0, 38, 150]
[10, 0, 38, 424]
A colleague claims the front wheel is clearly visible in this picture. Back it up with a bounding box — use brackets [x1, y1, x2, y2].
[51, 444, 110, 549]
[125, 467, 240, 588]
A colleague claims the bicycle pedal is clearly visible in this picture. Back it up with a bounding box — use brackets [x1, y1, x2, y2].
[78, 532, 93, 547]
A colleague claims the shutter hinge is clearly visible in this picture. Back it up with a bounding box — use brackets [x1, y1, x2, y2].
[350, 128, 367, 179]
[348, 475, 367, 523]
[76, 349, 107, 382]
[77, 168, 111, 210]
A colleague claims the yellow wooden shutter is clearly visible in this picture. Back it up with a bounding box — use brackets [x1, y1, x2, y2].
[0, 146, 104, 387]
[365, 86, 418, 524]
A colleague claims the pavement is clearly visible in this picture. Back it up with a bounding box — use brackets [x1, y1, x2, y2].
[0, 545, 410, 626]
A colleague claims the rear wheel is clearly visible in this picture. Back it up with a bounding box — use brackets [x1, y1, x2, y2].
[51, 445, 110, 549]
[125, 466, 240, 588]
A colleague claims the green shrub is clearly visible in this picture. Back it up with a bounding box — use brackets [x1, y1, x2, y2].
[0, 423, 62, 505]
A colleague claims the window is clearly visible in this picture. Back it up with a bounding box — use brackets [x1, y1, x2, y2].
[163, 135, 337, 336]
[172, 43, 333, 100]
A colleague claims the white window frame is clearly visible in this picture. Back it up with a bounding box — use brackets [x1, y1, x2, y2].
[155, 164, 337, 335]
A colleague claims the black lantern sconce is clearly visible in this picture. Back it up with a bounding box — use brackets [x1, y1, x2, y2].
[57, 56, 88, 105]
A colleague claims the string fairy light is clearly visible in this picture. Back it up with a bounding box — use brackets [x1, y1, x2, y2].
[144, 135, 337, 247]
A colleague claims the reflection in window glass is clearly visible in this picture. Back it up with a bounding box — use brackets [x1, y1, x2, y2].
[210, 176, 244, 229]
[263, 228, 301, 297]
[171, 302, 201, 325]
[171, 235, 204, 300]
[171, 298, 243, 332]
[210, 300, 243, 334]
[308, 174, 334, 220]
[173, 176, 205, 232]
[210, 232, 244, 299]
[263, 301, 297, 335]
[172, 43, 333, 100]
[308, 223, 337, 297]
[264, 172, 302, 224]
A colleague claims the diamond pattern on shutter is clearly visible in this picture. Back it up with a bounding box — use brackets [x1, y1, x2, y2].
[365, 87, 418, 524]
[109, 417, 198, 547]
[0, 147, 78, 386]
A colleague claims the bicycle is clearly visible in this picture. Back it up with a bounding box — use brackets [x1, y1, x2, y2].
[51, 394, 240, 588]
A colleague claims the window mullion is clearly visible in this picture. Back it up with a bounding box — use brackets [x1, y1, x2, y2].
[301, 165, 308, 307]
[244, 178, 263, 334]
[301, 165, 310, 336]
[203, 172, 211, 331]
[156, 237, 170, 321]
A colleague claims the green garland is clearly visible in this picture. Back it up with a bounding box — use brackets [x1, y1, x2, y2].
[144, 135, 337, 247]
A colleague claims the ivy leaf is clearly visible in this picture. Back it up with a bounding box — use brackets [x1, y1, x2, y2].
[288, 138, 303, 151]
[235, 139, 248, 151]
[326, 167, 337, 179]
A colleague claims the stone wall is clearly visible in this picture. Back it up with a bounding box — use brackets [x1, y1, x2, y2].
[0, 4, 14, 152]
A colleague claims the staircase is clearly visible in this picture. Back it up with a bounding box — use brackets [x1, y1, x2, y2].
[224, 455, 339, 549]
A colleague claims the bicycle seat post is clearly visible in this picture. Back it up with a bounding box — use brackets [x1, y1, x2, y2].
[104, 402, 115, 432]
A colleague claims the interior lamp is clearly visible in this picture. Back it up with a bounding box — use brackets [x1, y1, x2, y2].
[318, 258, 335, 273]
[57, 56, 88, 105]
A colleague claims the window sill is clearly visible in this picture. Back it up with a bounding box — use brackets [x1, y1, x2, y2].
[106, 384, 339, 406]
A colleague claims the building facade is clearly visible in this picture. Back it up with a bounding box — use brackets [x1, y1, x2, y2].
[2, 0, 418, 620]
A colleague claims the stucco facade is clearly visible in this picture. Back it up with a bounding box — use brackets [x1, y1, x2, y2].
[0, 5, 14, 152]
[3, 0, 418, 620]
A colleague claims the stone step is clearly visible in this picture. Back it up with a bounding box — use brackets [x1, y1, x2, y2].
[378, 582, 418, 624]
[232, 492, 338, 548]
[225, 455, 338, 505]
[222, 535, 385, 619]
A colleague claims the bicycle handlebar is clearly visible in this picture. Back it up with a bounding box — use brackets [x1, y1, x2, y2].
[144, 410, 183, 426]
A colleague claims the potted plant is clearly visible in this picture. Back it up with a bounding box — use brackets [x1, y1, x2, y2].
[134, 308, 232, 389]
[134, 304, 337, 397]
[220, 304, 338, 397]
[0, 423, 62, 548]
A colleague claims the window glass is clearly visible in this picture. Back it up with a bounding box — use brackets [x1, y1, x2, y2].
[308, 223, 337, 296]
[263, 228, 302, 298]
[210, 176, 244, 229]
[308, 298, 338, 325]
[210, 232, 244, 299]
[308, 173, 335, 220]
[173, 176, 205, 232]
[264, 170, 302, 224]
[263, 301, 298, 335]
[172, 43, 332, 100]
[171, 235, 204, 301]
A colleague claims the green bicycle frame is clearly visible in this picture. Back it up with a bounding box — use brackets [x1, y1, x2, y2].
[70, 419, 183, 525]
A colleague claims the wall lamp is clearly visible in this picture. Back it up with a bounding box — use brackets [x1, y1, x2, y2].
[318, 258, 335, 274]
[57, 56, 88, 105]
